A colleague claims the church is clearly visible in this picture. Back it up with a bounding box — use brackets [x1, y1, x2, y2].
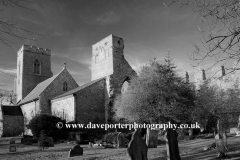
[15, 34, 136, 135]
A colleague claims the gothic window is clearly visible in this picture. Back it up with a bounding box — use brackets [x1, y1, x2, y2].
[34, 59, 41, 74]
[63, 81, 68, 91]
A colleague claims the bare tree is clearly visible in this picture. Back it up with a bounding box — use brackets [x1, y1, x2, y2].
[0, 0, 37, 46]
[0, 89, 15, 105]
[165, 0, 240, 75]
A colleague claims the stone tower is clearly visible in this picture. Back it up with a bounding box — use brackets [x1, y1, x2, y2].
[16, 45, 53, 102]
[91, 34, 125, 81]
[92, 35, 136, 123]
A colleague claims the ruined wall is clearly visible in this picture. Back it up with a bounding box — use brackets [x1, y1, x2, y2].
[40, 69, 79, 114]
[75, 78, 107, 124]
[91, 35, 136, 123]
[17, 45, 53, 102]
[91, 35, 115, 81]
[51, 95, 75, 122]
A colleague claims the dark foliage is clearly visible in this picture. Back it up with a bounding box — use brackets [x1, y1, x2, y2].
[27, 114, 68, 141]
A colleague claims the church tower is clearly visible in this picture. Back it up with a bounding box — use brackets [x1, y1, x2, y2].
[91, 34, 125, 81]
[16, 45, 53, 102]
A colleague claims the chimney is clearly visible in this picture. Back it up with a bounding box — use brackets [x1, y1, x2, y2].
[202, 69, 206, 80]
[186, 71, 189, 83]
[221, 65, 225, 76]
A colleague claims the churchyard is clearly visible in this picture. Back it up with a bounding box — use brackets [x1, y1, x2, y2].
[0, 134, 240, 160]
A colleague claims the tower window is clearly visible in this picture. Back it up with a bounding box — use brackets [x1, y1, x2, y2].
[34, 59, 41, 74]
[63, 81, 68, 91]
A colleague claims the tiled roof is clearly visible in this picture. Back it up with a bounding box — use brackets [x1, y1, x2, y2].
[18, 71, 62, 105]
[52, 77, 105, 100]
[1, 105, 23, 116]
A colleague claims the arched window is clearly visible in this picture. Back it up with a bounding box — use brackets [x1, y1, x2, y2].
[63, 81, 68, 91]
[121, 81, 129, 93]
[34, 59, 41, 74]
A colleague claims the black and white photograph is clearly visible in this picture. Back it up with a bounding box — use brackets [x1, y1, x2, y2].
[0, 0, 240, 159]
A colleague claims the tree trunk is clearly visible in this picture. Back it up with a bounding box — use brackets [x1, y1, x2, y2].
[165, 129, 181, 160]
[216, 119, 226, 158]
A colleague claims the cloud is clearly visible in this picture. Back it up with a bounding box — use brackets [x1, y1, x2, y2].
[51, 46, 91, 67]
[86, 11, 121, 26]
[0, 68, 16, 75]
[124, 42, 165, 70]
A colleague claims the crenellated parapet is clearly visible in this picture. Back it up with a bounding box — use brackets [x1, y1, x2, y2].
[18, 45, 51, 56]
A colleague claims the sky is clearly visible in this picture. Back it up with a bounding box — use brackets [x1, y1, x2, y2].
[0, 0, 208, 90]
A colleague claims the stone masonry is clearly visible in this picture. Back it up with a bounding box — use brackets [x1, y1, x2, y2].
[17, 45, 53, 102]
[39, 69, 78, 114]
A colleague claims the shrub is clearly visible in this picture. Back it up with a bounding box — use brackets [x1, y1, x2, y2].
[27, 114, 68, 141]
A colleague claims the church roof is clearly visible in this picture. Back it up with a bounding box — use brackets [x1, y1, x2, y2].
[52, 77, 105, 100]
[18, 71, 62, 105]
[1, 105, 23, 116]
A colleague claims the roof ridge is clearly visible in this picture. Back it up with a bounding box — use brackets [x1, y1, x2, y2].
[52, 77, 106, 100]
[18, 69, 66, 105]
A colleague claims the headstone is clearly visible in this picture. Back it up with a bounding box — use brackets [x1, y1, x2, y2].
[9, 138, 15, 144]
[69, 145, 83, 157]
[9, 146, 16, 152]
[127, 129, 148, 160]
[117, 132, 126, 148]
[146, 128, 158, 148]
[165, 129, 181, 160]
[46, 137, 54, 147]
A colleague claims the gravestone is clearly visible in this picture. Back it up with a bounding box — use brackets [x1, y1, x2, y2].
[9, 146, 16, 152]
[127, 129, 148, 160]
[165, 129, 181, 160]
[146, 128, 158, 148]
[69, 144, 83, 157]
[9, 138, 15, 144]
[117, 132, 126, 148]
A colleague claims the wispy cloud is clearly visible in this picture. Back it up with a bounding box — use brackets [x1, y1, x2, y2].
[19, 16, 47, 27]
[51, 46, 91, 67]
[125, 42, 165, 70]
[85, 11, 121, 26]
[0, 68, 16, 75]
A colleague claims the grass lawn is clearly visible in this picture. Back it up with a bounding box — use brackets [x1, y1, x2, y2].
[0, 136, 240, 160]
